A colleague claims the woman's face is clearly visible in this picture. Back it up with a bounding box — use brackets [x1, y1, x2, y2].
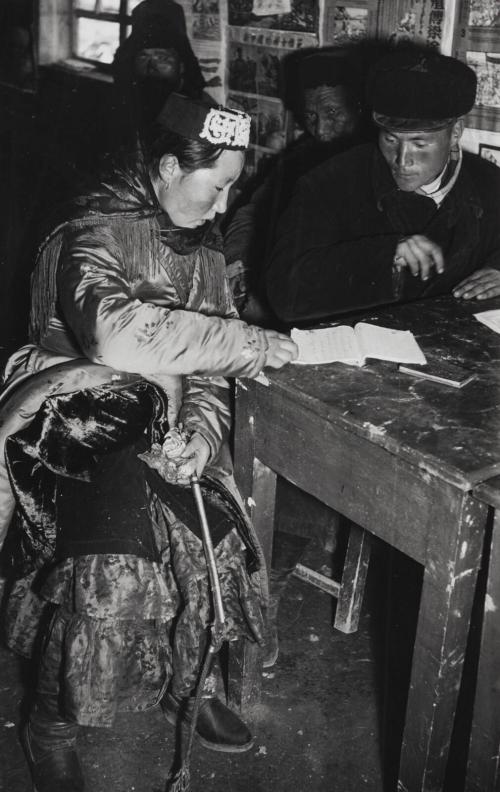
[157, 149, 245, 228]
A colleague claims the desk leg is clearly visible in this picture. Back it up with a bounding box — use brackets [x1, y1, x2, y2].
[228, 459, 277, 712]
[334, 522, 371, 634]
[466, 507, 500, 792]
[229, 382, 277, 713]
[398, 493, 487, 792]
[232, 380, 276, 574]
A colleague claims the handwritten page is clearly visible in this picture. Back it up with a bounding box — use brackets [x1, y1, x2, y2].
[291, 323, 426, 366]
[355, 323, 427, 365]
[474, 310, 500, 334]
[291, 326, 362, 365]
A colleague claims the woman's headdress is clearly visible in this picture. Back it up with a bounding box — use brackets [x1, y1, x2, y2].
[157, 93, 251, 150]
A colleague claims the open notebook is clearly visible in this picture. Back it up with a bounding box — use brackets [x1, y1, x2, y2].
[291, 322, 427, 366]
[475, 309, 500, 334]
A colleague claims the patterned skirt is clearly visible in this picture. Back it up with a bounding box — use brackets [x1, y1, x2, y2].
[5, 491, 264, 727]
[3, 381, 264, 727]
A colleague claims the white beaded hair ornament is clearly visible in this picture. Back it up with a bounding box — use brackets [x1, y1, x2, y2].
[157, 93, 251, 150]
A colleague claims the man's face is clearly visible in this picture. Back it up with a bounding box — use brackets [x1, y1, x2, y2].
[378, 123, 461, 192]
[303, 85, 358, 143]
[134, 48, 180, 80]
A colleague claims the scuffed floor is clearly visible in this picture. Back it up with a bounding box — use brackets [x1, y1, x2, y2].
[0, 535, 471, 792]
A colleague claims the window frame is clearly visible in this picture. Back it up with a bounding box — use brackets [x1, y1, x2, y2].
[71, 0, 132, 68]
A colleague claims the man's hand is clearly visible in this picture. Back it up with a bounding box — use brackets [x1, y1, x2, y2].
[262, 330, 298, 369]
[175, 433, 211, 484]
[453, 268, 500, 300]
[394, 235, 444, 281]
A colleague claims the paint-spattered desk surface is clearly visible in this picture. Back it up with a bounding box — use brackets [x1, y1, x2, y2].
[253, 295, 500, 491]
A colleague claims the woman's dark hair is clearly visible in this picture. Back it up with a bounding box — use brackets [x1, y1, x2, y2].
[147, 128, 225, 174]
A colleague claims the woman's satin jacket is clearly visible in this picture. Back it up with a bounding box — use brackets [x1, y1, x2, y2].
[0, 159, 269, 560]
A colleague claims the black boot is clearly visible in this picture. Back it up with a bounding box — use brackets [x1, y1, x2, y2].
[23, 698, 84, 792]
[262, 531, 310, 668]
[162, 691, 254, 753]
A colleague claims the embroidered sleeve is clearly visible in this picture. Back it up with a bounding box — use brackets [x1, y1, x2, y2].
[179, 375, 231, 464]
[57, 225, 268, 378]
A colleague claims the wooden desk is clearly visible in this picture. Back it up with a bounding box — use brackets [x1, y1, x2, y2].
[232, 295, 500, 792]
[467, 476, 500, 792]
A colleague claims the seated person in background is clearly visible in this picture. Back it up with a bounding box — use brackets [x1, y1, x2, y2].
[266, 47, 500, 325]
[113, 0, 205, 148]
[224, 48, 370, 326]
[224, 50, 371, 669]
[0, 94, 297, 792]
[257, 47, 500, 671]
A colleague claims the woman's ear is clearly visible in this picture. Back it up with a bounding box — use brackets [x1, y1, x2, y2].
[158, 154, 178, 185]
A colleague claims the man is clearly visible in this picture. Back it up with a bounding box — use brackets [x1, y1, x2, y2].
[223, 50, 371, 669]
[224, 48, 369, 326]
[266, 48, 500, 324]
[259, 47, 500, 670]
[299, 50, 363, 145]
[112, 0, 205, 148]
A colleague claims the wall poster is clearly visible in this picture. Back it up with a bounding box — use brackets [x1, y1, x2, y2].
[467, 50, 500, 109]
[225, 0, 319, 179]
[192, 0, 222, 40]
[196, 40, 225, 103]
[466, 0, 500, 49]
[228, 0, 317, 32]
[228, 39, 283, 95]
[479, 141, 500, 164]
[323, 4, 369, 44]
[227, 24, 317, 97]
[228, 90, 287, 148]
[469, 0, 500, 28]
[378, 0, 446, 48]
[449, 0, 500, 132]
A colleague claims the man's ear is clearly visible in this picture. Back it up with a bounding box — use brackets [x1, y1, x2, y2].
[158, 154, 179, 184]
[451, 118, 464, 147]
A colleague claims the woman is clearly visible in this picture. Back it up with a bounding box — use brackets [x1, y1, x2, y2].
[0, 92, 297, 792]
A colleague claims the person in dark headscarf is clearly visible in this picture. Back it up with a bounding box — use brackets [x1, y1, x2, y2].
[112, 0, 205, 148]
[223, 48, 369, 327]
[221, 50, 370, 671]
[296, 49, 365, 145]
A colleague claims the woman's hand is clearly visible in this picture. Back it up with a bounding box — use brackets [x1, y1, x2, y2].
[174, 433, 211, 484]
[262, 330, 298, 369]
[453, 268, 500, 300]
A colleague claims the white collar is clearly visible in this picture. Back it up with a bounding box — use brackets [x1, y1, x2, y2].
[416, 148, 462, 206]
[419, 162, 449, 195]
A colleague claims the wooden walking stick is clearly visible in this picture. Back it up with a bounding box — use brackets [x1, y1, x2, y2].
[166, 474, 226, 792]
